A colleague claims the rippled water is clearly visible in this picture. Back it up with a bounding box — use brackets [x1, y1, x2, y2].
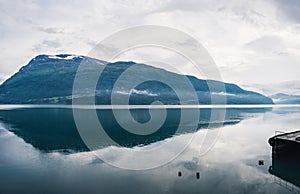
[0, 105, 299, 194]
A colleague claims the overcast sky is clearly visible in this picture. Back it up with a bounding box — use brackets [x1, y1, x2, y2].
[1, 0, 300, 86]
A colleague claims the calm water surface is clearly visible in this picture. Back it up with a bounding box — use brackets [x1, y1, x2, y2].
[0, 105, 299, 194]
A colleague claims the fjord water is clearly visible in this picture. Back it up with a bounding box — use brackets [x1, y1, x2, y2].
[0, 105, 299, 193]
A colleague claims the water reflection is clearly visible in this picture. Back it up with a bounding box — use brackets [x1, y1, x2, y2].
[0, 107, 270, 152]
[1, 106, 300, 193]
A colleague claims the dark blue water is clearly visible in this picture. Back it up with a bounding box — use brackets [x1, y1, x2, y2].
[0, 106, 299, 194]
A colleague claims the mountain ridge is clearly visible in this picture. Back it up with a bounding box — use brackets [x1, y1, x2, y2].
[0, 54, 274, 105]
[270, 93, 300, 104]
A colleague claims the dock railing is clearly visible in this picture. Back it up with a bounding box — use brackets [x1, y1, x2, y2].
[274, 176, 300, 194]
[275, 130, 285, 136]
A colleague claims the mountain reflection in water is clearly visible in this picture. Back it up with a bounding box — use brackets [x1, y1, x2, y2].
[0, 107, 269, 152]
[1, 106, 300, 194]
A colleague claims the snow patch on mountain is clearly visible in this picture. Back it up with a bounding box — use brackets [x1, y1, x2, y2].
[48, 54, 83, 60]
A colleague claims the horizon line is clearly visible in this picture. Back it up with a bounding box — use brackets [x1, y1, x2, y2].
[0, 104, 299, 110]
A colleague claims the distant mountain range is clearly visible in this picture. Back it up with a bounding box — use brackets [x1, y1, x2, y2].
[270, 93, 300, 104]
[242, 82, 300, 104]
[0, 54, 273, 105]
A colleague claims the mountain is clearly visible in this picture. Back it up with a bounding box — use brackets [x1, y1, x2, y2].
[242, 81, 300, 96]
[270, 93, 300, 104]
[0, 54, 273, 105]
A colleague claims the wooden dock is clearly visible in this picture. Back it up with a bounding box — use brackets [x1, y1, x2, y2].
[269, 130, 300, 157]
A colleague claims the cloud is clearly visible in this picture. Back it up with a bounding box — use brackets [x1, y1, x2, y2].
[0, 0, 299, 86]
[114, 89, 158, 97]
[34, 26, 64, 34]
[244, 35, 285, 54]
[242, 80, 300, 96]
[32, 39, 62, 52]
[131, 89, 158, 96]
[0, 74, 6, 84]
[154, 0, 213, 12]
[274, 0, 300, 23]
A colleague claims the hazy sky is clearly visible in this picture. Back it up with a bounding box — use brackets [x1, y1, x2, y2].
[1, 0, 300, 85]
